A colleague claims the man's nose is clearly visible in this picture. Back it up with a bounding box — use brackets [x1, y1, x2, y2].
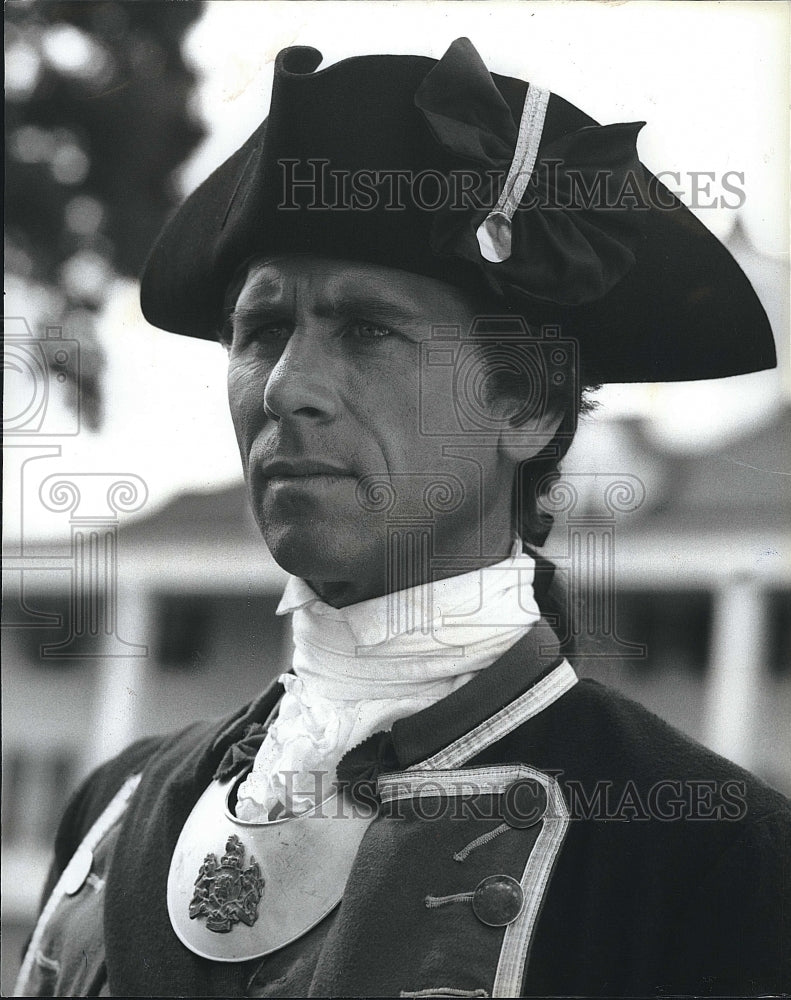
[261, 331, 338, 423]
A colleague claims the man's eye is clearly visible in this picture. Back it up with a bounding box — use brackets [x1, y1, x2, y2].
[252, 324, 292, 341]
[226, 317, 292, 350]
[347, 320, 392, 339]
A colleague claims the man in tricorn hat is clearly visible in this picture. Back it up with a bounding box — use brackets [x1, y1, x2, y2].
[18, 38, 789, 997]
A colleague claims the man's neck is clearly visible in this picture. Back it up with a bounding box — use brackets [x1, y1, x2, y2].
[307, 529, 518, 609]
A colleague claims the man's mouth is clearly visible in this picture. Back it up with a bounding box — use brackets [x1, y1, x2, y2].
[259, 458, 357, 480]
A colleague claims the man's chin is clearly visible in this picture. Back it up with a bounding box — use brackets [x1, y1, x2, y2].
[259, 521, 381, 584]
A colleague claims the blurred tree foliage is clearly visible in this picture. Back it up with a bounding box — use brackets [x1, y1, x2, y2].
[5, 0, 206, 427]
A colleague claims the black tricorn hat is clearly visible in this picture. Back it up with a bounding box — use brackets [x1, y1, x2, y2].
[140, 38, 775, 384]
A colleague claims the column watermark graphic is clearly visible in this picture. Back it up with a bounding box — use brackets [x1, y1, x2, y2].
[355, 472, 466, 655]
[36, 474, 149, 657]
[3, 315, 148, 660]
[536, 473, 647, 658]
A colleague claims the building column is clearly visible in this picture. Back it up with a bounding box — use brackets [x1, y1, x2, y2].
[702, 576, 768, 770]
[83, 583, 151, 771]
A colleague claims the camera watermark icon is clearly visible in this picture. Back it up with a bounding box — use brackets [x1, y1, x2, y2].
[419, 319, 578, 445]
[3, 318, 80, 436]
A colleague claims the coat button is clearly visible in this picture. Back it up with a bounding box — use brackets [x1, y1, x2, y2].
[472, 874, 525, 926]
[61, 845, 93, 896]
[502, 778, 548, 829]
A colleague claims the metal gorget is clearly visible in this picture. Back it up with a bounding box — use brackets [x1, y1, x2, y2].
[167, 775, 376, 962]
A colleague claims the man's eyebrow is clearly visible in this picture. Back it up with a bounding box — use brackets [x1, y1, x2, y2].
[231, 287, 419, 323]
[318, 292, 416, 321]
[234, 274, 284, 307]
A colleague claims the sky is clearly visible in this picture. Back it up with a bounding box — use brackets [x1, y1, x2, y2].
[5, 0, 789, 541]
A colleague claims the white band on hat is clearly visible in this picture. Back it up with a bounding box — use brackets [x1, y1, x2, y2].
[476, 83, 550, 263]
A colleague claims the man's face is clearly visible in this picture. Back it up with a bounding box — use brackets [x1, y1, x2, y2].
[224, 255, 529, 602]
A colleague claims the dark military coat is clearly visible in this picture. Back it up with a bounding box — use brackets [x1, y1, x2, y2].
[18, 624, 791, 997]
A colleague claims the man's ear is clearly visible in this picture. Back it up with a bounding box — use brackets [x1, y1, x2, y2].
[491, 396, 566, 463]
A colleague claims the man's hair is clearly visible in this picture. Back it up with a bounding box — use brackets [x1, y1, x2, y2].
[218, 259, 596, 551]
[474, 329, 597, 548]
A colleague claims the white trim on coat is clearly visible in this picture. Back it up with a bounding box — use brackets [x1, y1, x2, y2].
[398, 658, 577, 998]
[14, 773, 142, 997]
[411, 659, 577, 772]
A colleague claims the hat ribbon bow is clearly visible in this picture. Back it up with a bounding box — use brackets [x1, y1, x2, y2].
[414, 38, 648, 306]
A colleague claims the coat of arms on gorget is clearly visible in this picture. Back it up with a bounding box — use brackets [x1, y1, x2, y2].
[189, 834, 265, 933]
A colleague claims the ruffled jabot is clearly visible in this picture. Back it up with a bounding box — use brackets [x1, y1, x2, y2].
[235, 541, 542, 820]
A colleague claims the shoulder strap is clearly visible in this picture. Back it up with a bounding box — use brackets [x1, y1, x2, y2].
[15, 772, 144, 996]
[40, 736, 164, 909]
